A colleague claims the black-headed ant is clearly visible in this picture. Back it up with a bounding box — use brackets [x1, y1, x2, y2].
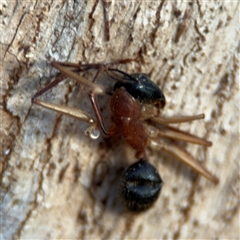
[32, 60, 218, 211]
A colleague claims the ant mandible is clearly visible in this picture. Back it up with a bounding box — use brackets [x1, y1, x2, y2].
[32, 59, 219, 211]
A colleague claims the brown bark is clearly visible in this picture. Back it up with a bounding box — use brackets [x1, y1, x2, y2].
[1, 1, 239, 239]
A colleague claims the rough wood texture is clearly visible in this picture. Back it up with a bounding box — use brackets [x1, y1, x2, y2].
[1, 1, 239, 239]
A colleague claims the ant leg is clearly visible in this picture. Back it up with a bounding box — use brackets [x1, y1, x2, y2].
[49, 62, 110, 135]
[32, 74, 67, 100]
[32, 60, 118, 102]
[54, 58, 138, 72]
[33, 98, 94, 123]
[150, 113, 206, 124]
[149, 138, 219, 184]
[32, 62, 106, 137]
[145, 114, 211, 145]
[88, 66, 110, 135]
[88, 90, 122, 136]
[51, 61, 105, 94]
[88, 91, 111, 136]
[32, 61, 105, 101]
[31, 73, 97, 127]
[33, 99, 100, 139]
[146, 124, 212, 146]
[53, 61, 105, 72]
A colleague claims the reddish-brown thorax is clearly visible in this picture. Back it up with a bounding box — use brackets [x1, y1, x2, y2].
[109, 88, 148, 156]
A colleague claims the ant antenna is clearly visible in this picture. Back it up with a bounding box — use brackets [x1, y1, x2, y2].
[108, 68, 137, 82]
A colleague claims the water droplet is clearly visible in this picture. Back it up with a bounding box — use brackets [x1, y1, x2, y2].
[85, 125, 100, 140]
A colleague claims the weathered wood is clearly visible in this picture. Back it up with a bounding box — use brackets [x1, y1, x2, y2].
[1, 1, 239, 239]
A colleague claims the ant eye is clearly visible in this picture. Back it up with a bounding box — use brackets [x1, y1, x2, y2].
[119, 159, 163, 211]
[113, 73, 165, 107]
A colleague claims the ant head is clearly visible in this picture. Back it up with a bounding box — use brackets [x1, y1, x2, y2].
[113, 73, 166, 108]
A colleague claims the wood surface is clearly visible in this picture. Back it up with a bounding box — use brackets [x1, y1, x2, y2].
[1, 1, 239, 239]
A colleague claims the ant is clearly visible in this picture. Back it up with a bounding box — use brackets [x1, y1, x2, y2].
[32, 60, 219, 211]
